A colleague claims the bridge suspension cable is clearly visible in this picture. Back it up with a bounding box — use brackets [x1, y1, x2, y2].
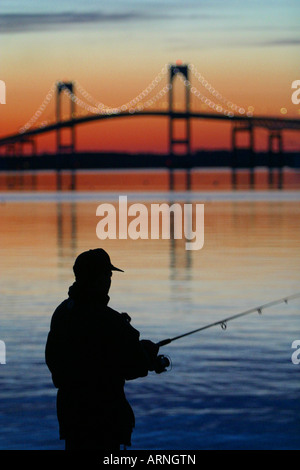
[188, 64, 247, 115]
[190, 85, 234, 116]
[74, 64, 169, 113]
[17, 63, 253, 135]
[19, 84, 56, 133]
[63, 82, 170, 115]
[71, 63, 250, 118]
[176, 74, 234, 117]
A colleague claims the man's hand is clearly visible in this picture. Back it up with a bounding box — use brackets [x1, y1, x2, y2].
[140, 339, 159, 371]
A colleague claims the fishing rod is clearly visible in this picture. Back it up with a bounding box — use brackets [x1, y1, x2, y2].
[157, 292, 300, 348]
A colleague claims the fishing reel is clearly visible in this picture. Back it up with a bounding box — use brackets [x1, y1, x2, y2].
[154, 354, 172, 374]
[140, 339, 172, 374]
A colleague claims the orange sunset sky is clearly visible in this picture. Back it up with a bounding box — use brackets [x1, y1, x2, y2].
[1, 0, 300, 153]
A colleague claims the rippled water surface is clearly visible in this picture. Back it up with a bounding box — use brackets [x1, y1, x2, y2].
[0, 191, 299, 449]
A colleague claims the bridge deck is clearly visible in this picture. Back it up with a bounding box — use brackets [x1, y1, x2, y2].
[1, 110, 300, 147]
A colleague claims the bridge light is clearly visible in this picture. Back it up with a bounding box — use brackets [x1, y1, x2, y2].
[280, 107, 287, 114]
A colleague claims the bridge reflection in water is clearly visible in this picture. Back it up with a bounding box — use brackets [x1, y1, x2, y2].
[0, 168, 299, 192]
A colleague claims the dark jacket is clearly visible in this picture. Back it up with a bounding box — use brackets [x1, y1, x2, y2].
[45, 285, 153, 445]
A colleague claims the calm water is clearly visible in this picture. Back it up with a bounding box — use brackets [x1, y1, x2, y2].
[0, 190, 299, 450]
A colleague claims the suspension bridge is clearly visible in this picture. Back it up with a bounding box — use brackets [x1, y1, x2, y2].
[1, 63, 299, 189]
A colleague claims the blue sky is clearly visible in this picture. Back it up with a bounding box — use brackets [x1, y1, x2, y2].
[1, 0, 299, 43]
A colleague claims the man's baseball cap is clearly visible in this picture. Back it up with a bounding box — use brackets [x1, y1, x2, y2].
[73, 248, 124, 280]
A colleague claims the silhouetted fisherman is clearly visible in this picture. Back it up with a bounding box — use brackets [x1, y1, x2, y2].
[45, 248, 164, 450]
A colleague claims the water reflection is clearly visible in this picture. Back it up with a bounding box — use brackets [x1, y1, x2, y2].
[0, 168, 299, 191]
[169, 202, 192, 282]
[56, 201, 77, 269]
[0, 194, 299, 449]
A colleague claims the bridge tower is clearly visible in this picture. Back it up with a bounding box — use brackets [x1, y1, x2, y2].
[56, 81, 76, 190]
[168, 64, 191, 155]
[168, 63, 191, 189]
[56, 81, 76, 155]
